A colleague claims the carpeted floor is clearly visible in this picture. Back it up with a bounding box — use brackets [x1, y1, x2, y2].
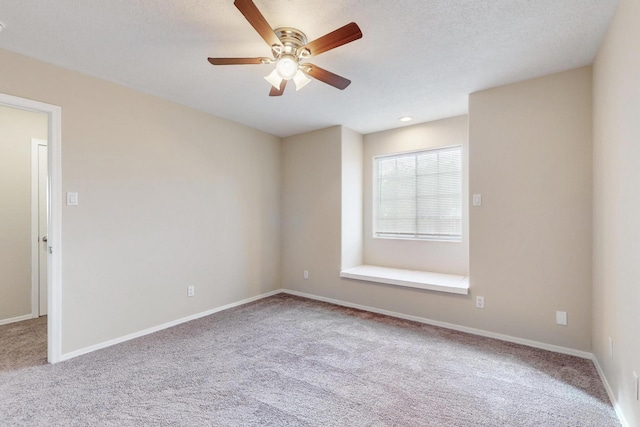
[0, 294, 620, 426]
[0, 315, 47, 372]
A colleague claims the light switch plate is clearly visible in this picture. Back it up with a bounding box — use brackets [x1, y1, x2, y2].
[556, 311, 567, 326]
[473, 194, 482, 206]
[66, 192, 78, 206]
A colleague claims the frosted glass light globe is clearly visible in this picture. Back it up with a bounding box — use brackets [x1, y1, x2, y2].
[276, 55, 298, 80]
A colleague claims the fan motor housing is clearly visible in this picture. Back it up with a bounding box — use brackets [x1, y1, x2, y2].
[275, 27, 307, 54]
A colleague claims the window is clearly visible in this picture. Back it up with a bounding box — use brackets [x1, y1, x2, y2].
[374, 145, 462, 241]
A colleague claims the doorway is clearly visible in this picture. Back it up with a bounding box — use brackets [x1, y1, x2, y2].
[0, 93, 62, 363]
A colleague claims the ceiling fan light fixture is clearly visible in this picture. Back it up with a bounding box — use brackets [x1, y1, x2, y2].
[276, 54, 298, 80]
[293, 70, 312, 91]
[207, 2, 362, 96]
[264, 69, 283, 89]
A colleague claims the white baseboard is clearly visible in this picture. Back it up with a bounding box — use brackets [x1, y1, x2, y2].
[282, 289, 593, 359]
[60, 289, 282, 361]
[60, 286, 591, 361]
[0, 314, 33, 326]
[592, 355, 630, 427]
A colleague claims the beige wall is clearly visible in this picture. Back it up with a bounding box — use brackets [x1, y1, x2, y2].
[0, 105, 48, 321]
[593, 0, 640, 424]
[0, 48, 281, 354]
[282, 67, 593, 353]
[341, 127, 364, 269]
[469, 67, 593, 351]
[363, 116, 469, 275]
[282, 126, 343, 291]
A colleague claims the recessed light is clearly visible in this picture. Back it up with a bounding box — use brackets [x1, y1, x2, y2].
[399, 116, 412, 122]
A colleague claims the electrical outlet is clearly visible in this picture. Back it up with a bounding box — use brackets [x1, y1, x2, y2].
[475, 296, 484, 309]
[555, 311, 567, 326]
[303, 270, 309, 279]
[187, 285, 195, 297]
[633, 372, 639, 401]
[609, 337, 613, 359]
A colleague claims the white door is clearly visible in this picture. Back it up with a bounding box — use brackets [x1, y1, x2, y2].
[37, 143, 48, 316]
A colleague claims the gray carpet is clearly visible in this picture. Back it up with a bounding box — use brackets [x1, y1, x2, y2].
[0, 294, 620, 426]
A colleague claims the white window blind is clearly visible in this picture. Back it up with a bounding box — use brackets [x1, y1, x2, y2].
[375, 146, 462, 241]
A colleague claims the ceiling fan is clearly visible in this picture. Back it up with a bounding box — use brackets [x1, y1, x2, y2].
[208, 0, 363, 96]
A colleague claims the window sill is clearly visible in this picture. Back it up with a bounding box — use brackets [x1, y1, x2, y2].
[373, 235, 462, 243]
[340, 265, 469, 295]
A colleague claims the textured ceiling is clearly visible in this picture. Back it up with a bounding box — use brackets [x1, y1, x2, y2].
[0, 0, 619, 137]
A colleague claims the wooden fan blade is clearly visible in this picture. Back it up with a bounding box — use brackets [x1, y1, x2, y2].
[305, 64, 351, 90]
[208, 57, 270, 65]
[234, 0, 281, 47]
[269, 79, 287, 96]
[301, 22, 362, 56]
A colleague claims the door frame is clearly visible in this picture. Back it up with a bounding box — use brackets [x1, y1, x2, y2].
[1, 93, 62, 363]
[30, 138, 48, 318]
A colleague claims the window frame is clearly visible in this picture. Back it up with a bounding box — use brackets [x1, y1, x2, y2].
[372, 144, 463, 243]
